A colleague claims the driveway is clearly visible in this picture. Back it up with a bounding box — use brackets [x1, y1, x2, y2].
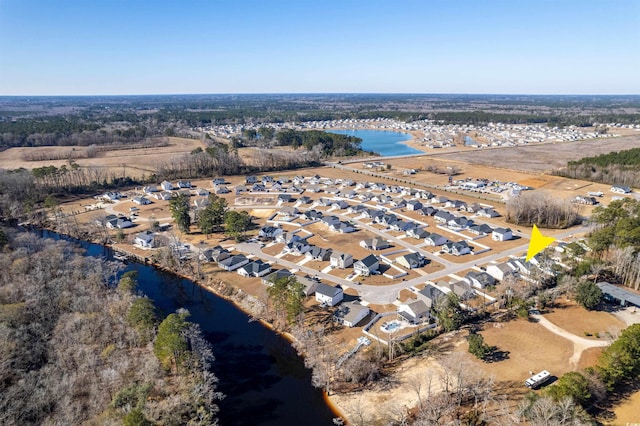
[531, 314, 611, 366]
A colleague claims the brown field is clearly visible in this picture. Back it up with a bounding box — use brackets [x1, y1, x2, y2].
[607, 389, 640, 425]
[544, 299, 626, 339]
[0, 137, 206, 177]
[433, 134, 640, 173]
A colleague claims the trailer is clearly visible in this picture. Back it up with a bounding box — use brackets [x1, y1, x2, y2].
[588, 191, 604, 197]
[525, 370, 552, 389]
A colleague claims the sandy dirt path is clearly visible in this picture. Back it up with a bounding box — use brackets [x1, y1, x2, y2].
[531, 314, 611, 366]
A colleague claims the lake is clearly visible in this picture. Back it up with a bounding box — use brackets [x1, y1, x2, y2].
[35, 230, 339, 426]
[330, 129, 422, 157]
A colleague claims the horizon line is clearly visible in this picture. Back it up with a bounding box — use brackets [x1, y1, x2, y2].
[2, 92, 640, 98]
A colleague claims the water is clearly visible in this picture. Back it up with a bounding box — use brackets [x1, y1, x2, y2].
[330, 129, 421, 157]
[34, 230, 338, 426]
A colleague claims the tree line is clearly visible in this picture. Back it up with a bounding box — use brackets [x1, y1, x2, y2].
[557, 147, 640, 187]
[0, 230, 222, 425]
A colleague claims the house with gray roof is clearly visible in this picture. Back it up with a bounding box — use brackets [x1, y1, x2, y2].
[360, 236, 390, 250]
[330, 251, 353, 269]
[398, 300, 430, 324]
[396, 252, 428, 269]
[463, 271, 496, 289]
[354, 254, 379, 276]
[315, 283, 344, 306]
[597, 282, 640, 307]
[334, 301, 370, 327]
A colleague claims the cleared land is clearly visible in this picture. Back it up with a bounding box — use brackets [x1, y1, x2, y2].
[433, 134, 640, 173]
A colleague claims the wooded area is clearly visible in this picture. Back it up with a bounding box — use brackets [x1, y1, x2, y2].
[558, 148, 640, 187]
[0, 231, 222, 425]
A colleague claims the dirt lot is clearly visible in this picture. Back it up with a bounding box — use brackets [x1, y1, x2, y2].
[607, 389, 640, 425]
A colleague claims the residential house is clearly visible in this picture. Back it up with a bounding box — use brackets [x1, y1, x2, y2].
[464, 203, 483, 213]
[334, 302, 370, 327]
[320, 215, 340, 227]
[406, 200, 423, 211]
[406, 227, 429, 239]
[354, 254, 379, 276]
[134, 231, 154, 248]
[448, 216, 472, 230]
[301, 210, 323, 221]
[492, 227, 513, 241]
[107, 216, 133, 229]
[347, 204, 367, 215]
[464, 271, 496, 289]
[279, 206, 299, 219]
[390, 198, 407, 208]
[196, 188, 210, 197]
[477, 208, 500, 218]
[445, 200, 467, 210]
[434, 210, 455, 223]
[155, 191, 173, 201]
[359, 236, 390, 250]
[218, 254, 250, 271]
[212, 177, 225, 185]
[305, 246, 332, 261]
[237, 260, 271, 277]
[199, 246, 229, 262]
[132, 196, 151, 205]
[417, 284, 446, 306]
[424, 233, 449, 246]
[329, 221, 355, 233]
[396, 252, 427, 269]
[234, 185, 248, 194]
[258, 225, 283, 240]
[432, 195, 450, 204]
[214, 185, 230, 194]
[262, 269, 292, 286]
[317, 197, 333, 206]
[251, 183, 266, 192]
[160, 181, 173, 191]
[193, 198, 211, 209]
[363, 208, 383, 220]
[296, 275, 320, 296]
[486, 261, 519, 281]
[442, 241, 472, 256]
[330, 251, 353, 269]
[177, 180, 192, 189]
[315, 283, 344, 306]
[332, 200, 349, 210]
[261, 176, 274, 185]
[448, 281, 476, 300]
[276, 231, 301, 244]
[306, 184, 322, 193]
[283, 240, 311, 256]
[143, 185, 158, 194]
[397, 300, 430, 324]
[468, 223, 493, 235]
[611, 185, 632, 194]
[418, 206, 439, 216]
[296, 196, 312, 205]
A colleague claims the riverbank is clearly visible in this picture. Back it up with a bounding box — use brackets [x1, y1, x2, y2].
[26, 223, 351, 424]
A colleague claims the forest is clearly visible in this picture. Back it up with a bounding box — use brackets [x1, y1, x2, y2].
[0, 229, 222, 425]
[2, 94, 638, 149]
[557, 147, 640, 187]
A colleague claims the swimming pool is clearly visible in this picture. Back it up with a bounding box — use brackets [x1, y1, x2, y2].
[381, 320, 402, 333]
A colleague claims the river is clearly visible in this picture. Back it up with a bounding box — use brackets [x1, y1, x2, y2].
[36, 230, 338, 426]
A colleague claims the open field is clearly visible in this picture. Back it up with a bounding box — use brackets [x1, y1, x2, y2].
[0, 137, 206, 177]
[433, 134, 640, 173]
[544, 299, 626, 339]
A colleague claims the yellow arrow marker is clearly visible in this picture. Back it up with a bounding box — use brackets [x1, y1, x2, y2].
[526, 224, 556, 262]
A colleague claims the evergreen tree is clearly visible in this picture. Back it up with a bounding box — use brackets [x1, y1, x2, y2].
[168, 193, 191, 233]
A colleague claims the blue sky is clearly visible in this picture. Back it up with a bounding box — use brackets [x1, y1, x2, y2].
[1, 0, 638, 95]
